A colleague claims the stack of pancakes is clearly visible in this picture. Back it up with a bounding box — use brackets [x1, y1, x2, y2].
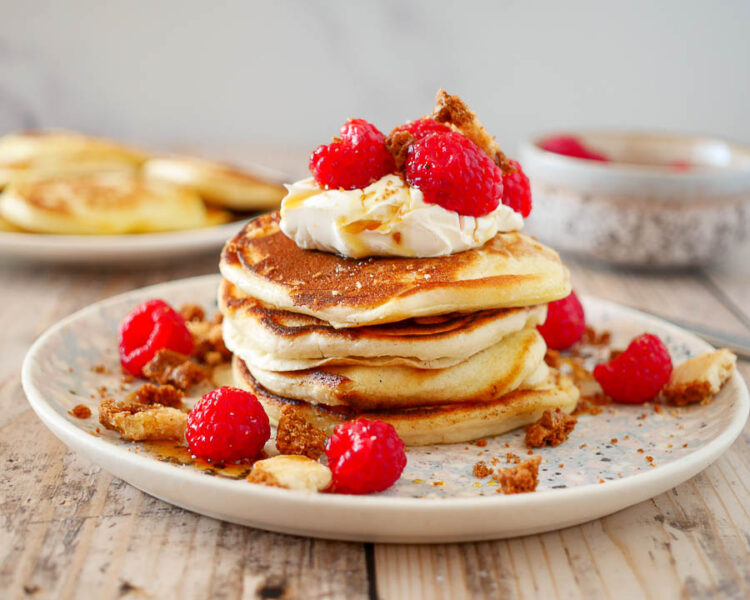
[220, 212, 579, 446]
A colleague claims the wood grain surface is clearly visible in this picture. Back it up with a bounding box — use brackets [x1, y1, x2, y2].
[1, 148, 749, 600]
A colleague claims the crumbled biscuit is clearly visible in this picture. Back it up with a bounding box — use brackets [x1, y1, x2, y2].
[573, 393, 611, 416]
[544, 349, 562, 369]
[142, 349, 207, 390]
[385, 129, 415, 171]
[662, 349, 737, 406]
[431, 90, 512, 173]
[128, 383, 184, 408]
[187, 320, 232, 366]
[179, 304, 205, 322]
[69, 404, 92, 419]
[98, 384, 187, 441]
[580, 326, 611, 347]
[275, 406, 327, 459]
[494, 456, 542, 494]
[506, 452, 521, 464]
[473, 460, 492, 478]
[525, 409, 577, 448]
[248, 455, 332, 492]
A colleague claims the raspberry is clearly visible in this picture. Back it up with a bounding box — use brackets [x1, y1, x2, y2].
[405, 131, 503, 217]
[502, 159, 532, 217]
[593, 334, 673, 404]
[310, 118, 395, 190]
[540, 135, 609, 162]
[391, 117, 451, 140]
[185, 386, 270, 463]
[119, 299, 193, 376]
[537, 291, 586, 350]
[325, 418, 406, 494]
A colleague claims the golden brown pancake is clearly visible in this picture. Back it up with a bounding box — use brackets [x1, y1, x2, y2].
[220, 212, 570, 328]
[0, 130, 148, 187]
[233, 356, 579, 446]
[143, 156, 286, 211]
[0, 173, 206, 234]
[219, 278, 547, 370]
[245, 327, 547, 410]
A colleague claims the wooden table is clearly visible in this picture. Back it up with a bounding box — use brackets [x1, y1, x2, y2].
[2, 149, 750, 599]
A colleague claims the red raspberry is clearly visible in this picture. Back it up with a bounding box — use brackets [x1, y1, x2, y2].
[310, 118, 395, 190]
[540, 135, 609, 162]
[325, 418, 406, 494]
[391, 117, 452, 140]
[593, 334, 673, 404]
[405, 131, 503, 217]
[118, 299, 193, 376]
[537, 291, 586, 350]
[186, 386, 270, 463]
[502, 159, 532, 217]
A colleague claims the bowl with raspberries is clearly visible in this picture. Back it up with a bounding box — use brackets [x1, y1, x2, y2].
[520, 131, 750, 267]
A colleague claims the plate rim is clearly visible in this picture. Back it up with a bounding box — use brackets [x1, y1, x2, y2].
[21, 273, 750, 513]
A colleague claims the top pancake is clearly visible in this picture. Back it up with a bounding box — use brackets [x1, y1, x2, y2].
[220, 212, 570, 328]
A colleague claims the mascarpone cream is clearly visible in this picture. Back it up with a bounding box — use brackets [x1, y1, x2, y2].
[279, 174, 522, 258]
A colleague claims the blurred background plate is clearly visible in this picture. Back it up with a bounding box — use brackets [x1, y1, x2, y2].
[0, 219, 253, 265]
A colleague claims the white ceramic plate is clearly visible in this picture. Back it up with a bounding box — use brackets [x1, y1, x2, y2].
[22, 275, 749, 543]
[0, 220, 251, 265]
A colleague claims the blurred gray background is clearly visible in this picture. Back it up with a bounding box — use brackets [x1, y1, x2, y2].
[1, 0, 749, 157]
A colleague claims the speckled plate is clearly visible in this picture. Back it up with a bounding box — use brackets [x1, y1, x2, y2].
[22, 275, 749, 543]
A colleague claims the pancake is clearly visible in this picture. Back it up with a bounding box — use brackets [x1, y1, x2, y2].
[245, 327, 547, 410]
[233, 357, 579, 446]
[0, 214, 24, 232]
[0, 173, 207, 235]
[143, 157, 286, 211]
[0, 131, 147, 187]
[219, 278, 547, 370]
[220, 212, 570, 328]
[204, 207, 234, 227]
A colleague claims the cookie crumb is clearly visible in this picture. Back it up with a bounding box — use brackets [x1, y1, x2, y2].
[275, 406, 326, 459]
[142, 349, 207, 391]
[525, 409, 577, 448]
[493, 456, 542, 494]
[473, 460, 492, 478]
[179, 304, 205, 322]
[98, 384, 186, 441]
[663, 349, 736, 406]
[69, 404, 91, 419]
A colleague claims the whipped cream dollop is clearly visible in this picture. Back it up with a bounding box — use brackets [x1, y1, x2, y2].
[279, 174, 523, 258]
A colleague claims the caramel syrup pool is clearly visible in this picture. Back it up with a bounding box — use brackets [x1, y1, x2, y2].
[142, 441, 262, 479]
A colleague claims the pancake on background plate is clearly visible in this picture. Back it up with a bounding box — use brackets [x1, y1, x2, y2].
[0, 173, 207, 235]
[0, 130, 148, 187]
[144, 156, 286, 211]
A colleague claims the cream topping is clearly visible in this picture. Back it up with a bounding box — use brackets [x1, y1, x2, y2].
[279, 174, 522, 258]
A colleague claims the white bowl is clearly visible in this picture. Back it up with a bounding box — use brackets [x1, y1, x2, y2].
[519, 131, 750, 267]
